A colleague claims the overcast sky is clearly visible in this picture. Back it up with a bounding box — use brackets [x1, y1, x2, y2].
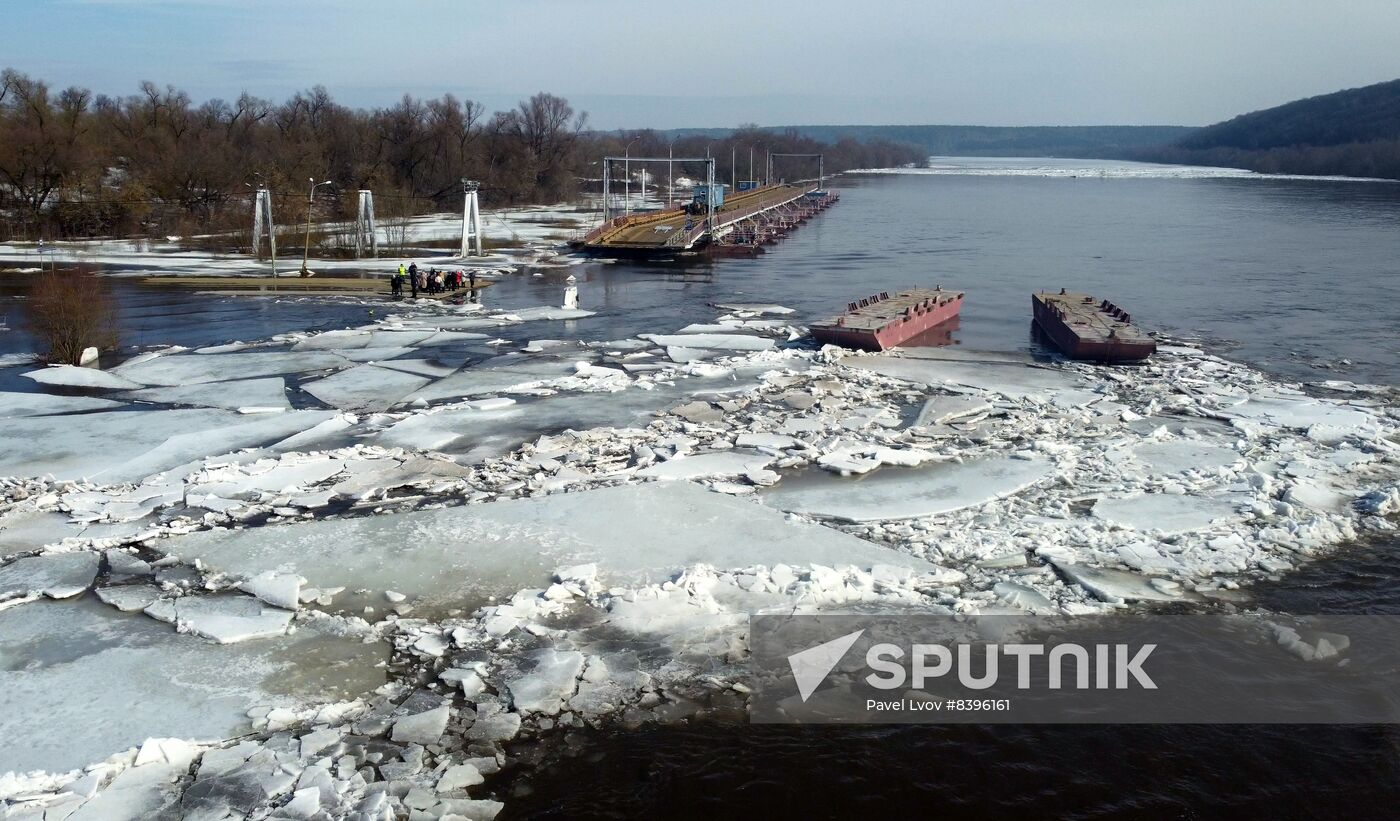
[8, 0, 1400, 129]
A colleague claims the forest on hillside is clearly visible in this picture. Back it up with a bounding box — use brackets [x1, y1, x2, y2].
[665, 124, 1196, 159]
[1131, 78, 1400, 179]
[0, 69, 923, 244]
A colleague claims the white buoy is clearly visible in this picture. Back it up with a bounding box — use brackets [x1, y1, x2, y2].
[562, 284, 579, 310]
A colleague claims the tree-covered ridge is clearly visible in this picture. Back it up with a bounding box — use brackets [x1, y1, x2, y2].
[661, 125, 1195, 159]
[1131, 78, 1400, 180]
[1177, 79, 1400, 151]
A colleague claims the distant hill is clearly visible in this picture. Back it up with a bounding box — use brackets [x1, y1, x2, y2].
[1135, 78, 1400, 179]
[659, 125, 1195, 159]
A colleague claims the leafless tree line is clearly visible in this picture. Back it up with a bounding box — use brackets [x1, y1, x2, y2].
[0, 69, 924, 245]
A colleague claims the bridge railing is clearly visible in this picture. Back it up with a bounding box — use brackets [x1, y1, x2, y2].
[666, 183, 819, 249]
[581, 203, 688, 245]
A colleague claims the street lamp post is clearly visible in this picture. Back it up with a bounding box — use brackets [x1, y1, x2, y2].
[667, 138, 676, 208]
[623, 138, 639, 217]
[300, 178, 332, 277]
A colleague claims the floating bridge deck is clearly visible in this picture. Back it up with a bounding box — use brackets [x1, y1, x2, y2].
[576, 182, 836, 257]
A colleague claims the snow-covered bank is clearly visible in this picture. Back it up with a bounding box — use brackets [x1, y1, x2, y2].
[1, 296, 1397, 818]
[0, 203, 595, 279]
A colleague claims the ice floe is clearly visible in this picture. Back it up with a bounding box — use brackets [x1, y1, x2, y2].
[0, 391, 125, 418]
[122, 377, 291, 413]
[22, 365, 143, 391]
[764, 456, 1057, 523]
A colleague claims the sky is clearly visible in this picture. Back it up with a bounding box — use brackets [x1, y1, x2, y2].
[5, 0, 1400, 130]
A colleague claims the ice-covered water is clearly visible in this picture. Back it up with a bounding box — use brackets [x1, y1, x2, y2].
[1, 157, 1399, 818]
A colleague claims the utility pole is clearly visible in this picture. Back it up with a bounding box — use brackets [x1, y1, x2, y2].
[731, 144, 737, 191]
[300, 178, 331, 277]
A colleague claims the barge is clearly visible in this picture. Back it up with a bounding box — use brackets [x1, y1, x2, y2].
[1031, 290, 1155, 362]
[810, 287, 964, 351]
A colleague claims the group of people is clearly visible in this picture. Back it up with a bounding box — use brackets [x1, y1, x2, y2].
[390, 262, 476, 298]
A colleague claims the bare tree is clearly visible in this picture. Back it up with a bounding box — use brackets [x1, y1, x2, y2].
[24, 265, 118, 365]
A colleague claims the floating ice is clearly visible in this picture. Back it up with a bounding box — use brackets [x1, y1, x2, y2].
[122, 377, 291, 413]
[143, 594, 295, 644]
[0, 392, 125, 418]
[100, 410, 336, 484]
[1112, 440, 1242, 476]
[641, 333, 774, 352]
[1222, 393, 1377, 431]
[844, 354, 1087, 400]
[0, 596, 386, 775]
[1093, 493, 1244, 535]
[1052, 562, 1188, 604]
[302, 365, 431, 412]
[507, 649, 585, 716]
[913, 394, 994, 426]
[153, 482, 930, 613]
[763, 456, 1056, 523]
[637, 450, 774, 481]
[711, 303, 795, 315]
[112, 351, 352, 386]
[0, 511, 91, 558]
[0, 553, 100, 602]
[405, 360, 577, 405]
[22, 365, 143, 391]
[292, 329, 434, 350]
[502, 306, 595, 321]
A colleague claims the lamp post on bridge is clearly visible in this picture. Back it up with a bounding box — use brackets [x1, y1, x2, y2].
[623, 137, 639, 217]
[300, 177, 332, 277]
[667, 137, 678, 208]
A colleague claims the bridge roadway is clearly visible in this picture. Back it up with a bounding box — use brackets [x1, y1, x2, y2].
[583, 182, 818, 251]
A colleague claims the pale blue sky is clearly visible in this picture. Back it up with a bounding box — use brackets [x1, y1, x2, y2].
[6, 0, 1400, 129]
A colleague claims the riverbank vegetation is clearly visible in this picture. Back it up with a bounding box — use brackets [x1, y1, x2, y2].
[1131, 78, 1400, 180]
[0, 69, 923, 245]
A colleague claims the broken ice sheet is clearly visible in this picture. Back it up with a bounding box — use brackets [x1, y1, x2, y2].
[637, 450, 774, 481]
[762, 455, 1056, 523]
[0, 596, 387, 775]
[143, 594, 295, 644]
[1052, 562, 1190, 604]
[21, 365, 143, 391]
[640, 333, 775, 352]
[302, 364, 430, 412]
[0, 552, 100, 602]
[0, 511, 90, 558]
[843, 352, 1089, 401]
[0, 408, 334, 482]
[403, 359, 578, 405]
[121, 377, 291, 413]
[0, 392, 125, 418]
[111, 351, 352, 386]
[153, 482, 932, 615]
[1093, 493, 1245, 535]
[1109, 439, 1243, 477]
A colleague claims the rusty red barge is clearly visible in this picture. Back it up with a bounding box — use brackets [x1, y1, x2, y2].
[810, 287, 964, 351]
[1032, 290, 1156, 362]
